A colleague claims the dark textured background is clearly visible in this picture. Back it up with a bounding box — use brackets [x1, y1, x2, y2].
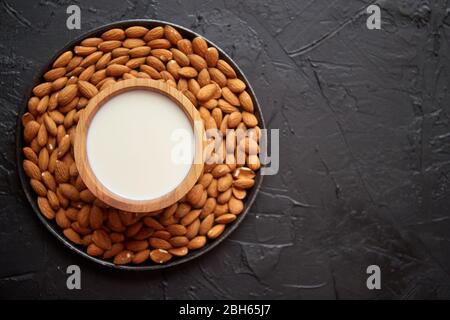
[1, 0, 450, 299]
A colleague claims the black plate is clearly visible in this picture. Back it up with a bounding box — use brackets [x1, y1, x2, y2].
[16, 19, 265, 270]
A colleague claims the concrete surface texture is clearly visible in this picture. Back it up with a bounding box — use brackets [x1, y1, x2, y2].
[1, 0, 450, 299]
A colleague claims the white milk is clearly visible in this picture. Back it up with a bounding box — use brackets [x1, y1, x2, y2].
[87, 90, 194, 201]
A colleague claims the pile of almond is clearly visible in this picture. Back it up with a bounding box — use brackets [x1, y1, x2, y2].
[22, 25, 260, 265]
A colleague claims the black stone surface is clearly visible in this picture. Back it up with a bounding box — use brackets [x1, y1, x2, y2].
[1, 0, 450, 299]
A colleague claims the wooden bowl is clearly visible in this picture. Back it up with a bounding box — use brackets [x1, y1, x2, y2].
[74, 78, 205, 212]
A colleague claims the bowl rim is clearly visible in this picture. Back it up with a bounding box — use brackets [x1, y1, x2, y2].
[16, 19, 266, 271]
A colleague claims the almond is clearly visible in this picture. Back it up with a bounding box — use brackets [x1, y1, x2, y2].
[89, 205, 104, 229]
[36, 197, 55, 220]
[175, 203, 191, 219]
[38, 148, 49, 171]
[242, 111, 258, 127]
[164, 25, 182, 45]
[188, 54, 207, 71]
[239, 91, 254, 113]
[196, 83, 217, 102]
[146, 56, 166, 71]
[103, 243, 124, 259]
[96, 52, 111, 69]
[110, 233, 125, 243]
[57, 134, 71, 158]
[205, 47, 219, 67]
[106, 64, 130, 77]
[199, 214, 215, 235]
[87, 243, 104, 256]
[52, 77, 68, 91]
[148, 38, 171, 49]
[208, 68, 227, 87]
[169, 236, 189, 247]
[207, 224, 225, 239]
[44, 67, 66, 82]
[217, 173, 233, 192]
[123, 38, 146, 49]
[192, 37, 208, 57]
[78, 80, 98, 99]
[81, 37, 103, 47]
[125, 221, 143, 238]
[23, 159, 41, 180]
[43, 114, 57, 136]
[63, 228, 82, 244]
[58, 84, 78, 106]
[36, 95, 49, 114]
[140, 64, 161, 79]
[150, 249, 172, 264]
[186, 184, 204, 205]
[101, 28, 125, 41]
[59, 183, 80, 201]
[152, 230, 171, 240]
[125, 26, 149, 38]
[149, 237, 171, 250]
[171, 48, 190, 66]
[222, 87, 240, 106]
[151, 48, 172, 62]
[187, 236, 206, 250]
[215, 213, 237, 224]
[132, 249, 150, 264]
[92, 230, 112, 250]
[77, 205, 90, 228]
[22, 112, 35, 127]
[201, 198, 216, 218]
[125, 240, 148, 252]
[54, 160, 69, 183]
[181, 209, 201, 226]
[23, 147, 38, 164]
[111, 47, 130, 58]
[133, 227, 154, 240]
[211, 164, 230, 178]
[36, 124, 48, 147]
[53, 51, 73, 68]
[114, 250, 134, 265]
[218, 99, 238, 114]
[66, 56, 82, 72]
[80, 51, 103, 68]
[166, 224, 187, 236]
[168, 247, 188, 257]
[143, 216, 164, 230]
[234, 167, 256, 180]
[24, 121, 41, 142]
[177, 39, 193, 55]
[233, 178, 255, 189]
[217, 59, 237, 78]
[178, 67, 198, 78]
[55, 208, 71, 228]
[229, 197, 244, 215]
[98, 40, 122, 52]
[128, 46, 151, 58]
[41, 171, 56, 192]
[227, 78, 246, 93]
[74, 46, 97, 56]
[144, 26, 164, 42]
[30, 179, 47, 196]
[227, 111, 242, 128]
[185, 219, 201, 239]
